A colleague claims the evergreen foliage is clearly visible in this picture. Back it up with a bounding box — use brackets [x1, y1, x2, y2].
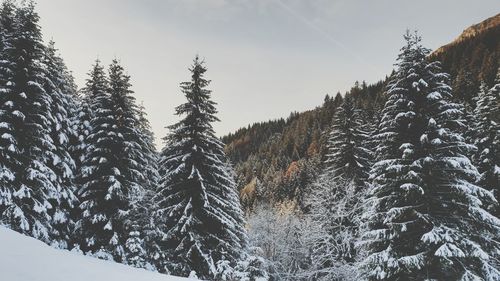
[76, 60, 128, 260]
[361, 31, 500, 280]
[325, 95, 372, 185]
[472, 76, 500, 215]
[0, 1, 77, 244]
[153, 56, 247, 279]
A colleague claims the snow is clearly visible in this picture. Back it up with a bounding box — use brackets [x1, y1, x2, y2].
[0, 226, 189, 281]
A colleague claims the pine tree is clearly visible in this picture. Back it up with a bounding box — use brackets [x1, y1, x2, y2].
[69, 93, 92, 173]
[108, 59, 160, 266]
[41, 40, 79, 248]
[472, 77, 500, 215]
[153, 56, 247, 279]
[76, 60, 129, 261]
[325, 95, 372, 186]
[307, 176, 362, 281]
[361, 31, 500, 280]
[0, 1, 66, 242]
[306, 96, 372, 280]
[76, 59, 159, 263]
[0, 0, 18, 225]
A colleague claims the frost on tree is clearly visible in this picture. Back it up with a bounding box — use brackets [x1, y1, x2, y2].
[325, 95, 372, 187]
[0, 1, 77, 244]
[42, 41, 79, 249]
[76, 60, 127, 261]
[153, 56, 247, 280]
[76, 59, 159, 263]
[471, 76, 500, 216]
[361, 31, 500, 280]
[307, 96, 372, 281]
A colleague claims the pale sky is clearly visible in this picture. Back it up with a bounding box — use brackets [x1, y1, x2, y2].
[35, 0, 498, 146]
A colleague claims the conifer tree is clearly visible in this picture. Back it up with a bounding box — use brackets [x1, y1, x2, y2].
[108, 59, 160, 266]
[325, 95, 372, 186]
[307, 95, 372, 280]
[0, 0, 18, 224]
[41, 40, 79, 248]
[69, 93, 92, 172]
[0, 1, 67, 242]
[472, 77, 500, 214]
[76, 60, 129, 260]
[76, 59, 158, 262]
[153, 56, 247, 279]
[361, 31, 500, 280]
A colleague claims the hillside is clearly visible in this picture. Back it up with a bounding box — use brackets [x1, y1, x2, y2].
[431, 12, 500, 105]
[223, 13, 500, 210]
[0, 227, 188, 281]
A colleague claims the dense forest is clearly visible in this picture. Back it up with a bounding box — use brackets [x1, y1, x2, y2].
[223, 13, 500, 212]
[0, 1, 499, 280]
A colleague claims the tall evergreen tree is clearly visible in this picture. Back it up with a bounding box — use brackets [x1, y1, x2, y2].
[472, 77, 500, 215]
[307, 95, 372, 280]
[325, 95, 372, 186]
[0, 0, 18, 224]
[76, 59, 158, 262]
[107, 59, 159, 266]
[0, 1, 69, 242]
[76, 60, 129, 260]
[153, 56, 247, 279]
[41, 40, 79, 248]
[361, 31, 500, 280]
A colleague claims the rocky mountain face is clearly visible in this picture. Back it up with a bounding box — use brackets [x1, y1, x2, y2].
[223, 13, 500, 210]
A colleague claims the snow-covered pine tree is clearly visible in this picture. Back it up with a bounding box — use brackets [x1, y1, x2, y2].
[41, 40, 79, 249]
[128, 102, 159, 270]
[76, 59, 158, 263]
[107, 59, 159, 267]
[136, 101, 159, 190]
[0, 0, 18, 224]
[0, 1, 66, 243]
[68, 85, 92, 176]
[472, 77, 500, 215]
[153, 56, 247, 279]
[307, 176, 361, 281]
[307, 96, 372, 280]
[107, 59, 148, 199]
[361, 31, 500, 280]
[325, 94, 372, 186]
[76, 60, 129, 261]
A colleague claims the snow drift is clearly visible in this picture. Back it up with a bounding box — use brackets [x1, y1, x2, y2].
[0, 226, 188, 281]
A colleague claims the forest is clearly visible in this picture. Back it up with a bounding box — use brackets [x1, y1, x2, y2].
[0, 1, 499, 280]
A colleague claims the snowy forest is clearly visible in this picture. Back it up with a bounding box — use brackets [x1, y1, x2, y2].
[0, 1, 499, 280]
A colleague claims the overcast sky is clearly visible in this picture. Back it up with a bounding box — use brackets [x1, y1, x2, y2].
[36, 0, 498, 146]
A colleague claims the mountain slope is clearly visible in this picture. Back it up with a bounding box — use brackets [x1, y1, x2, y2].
[0, 227, 188, 281]
[223, 13, 500, 210]
[431, 13, 500, 104]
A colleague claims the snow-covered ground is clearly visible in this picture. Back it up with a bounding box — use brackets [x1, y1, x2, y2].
[0, 226, 188, 281]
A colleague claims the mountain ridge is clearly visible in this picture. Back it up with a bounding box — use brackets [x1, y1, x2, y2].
[433, 12, 500, 56]
[223, 13, 500, 209]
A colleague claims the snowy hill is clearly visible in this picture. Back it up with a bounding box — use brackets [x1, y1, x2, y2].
[0, 227, 188, 281]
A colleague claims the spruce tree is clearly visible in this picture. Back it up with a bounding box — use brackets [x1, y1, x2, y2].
[325, 95, 372, 186]
[472, 77, 500, 215]
[307, 95, 372, 280]
[41, 40, 79, 248]
[0, 0, 18, 224]
[107, 59, 159, 266]
[76, 59, 158, 262]
[76, 60, 129, 260]
[0, 1, 67, 242]
[153, 56, 247, 279]
[361, 31, 500, 280]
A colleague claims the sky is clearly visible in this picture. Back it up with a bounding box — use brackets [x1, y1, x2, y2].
[35, 0, 499, 146]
